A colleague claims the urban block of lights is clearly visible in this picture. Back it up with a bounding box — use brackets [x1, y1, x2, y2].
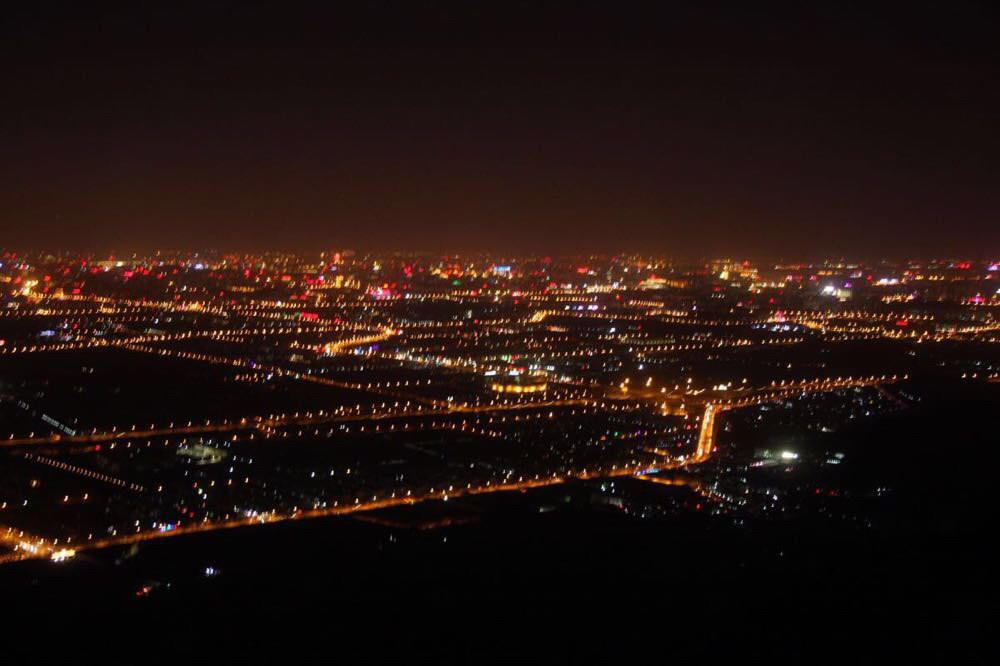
[0, 251, 996, 562]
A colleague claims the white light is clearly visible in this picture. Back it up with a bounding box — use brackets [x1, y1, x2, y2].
[51, 548, 76, 562]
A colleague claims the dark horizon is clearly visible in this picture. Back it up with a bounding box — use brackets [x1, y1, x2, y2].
[2, 2, 998, 256]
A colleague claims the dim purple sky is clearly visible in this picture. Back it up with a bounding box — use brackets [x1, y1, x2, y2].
[2, 1, 998, 258]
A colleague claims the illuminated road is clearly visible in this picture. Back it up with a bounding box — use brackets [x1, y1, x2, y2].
[1, 466, 642, 563]
[0, 402, 716, 562]
[0, 371, 901, 563]
[0, 398, 598, 448]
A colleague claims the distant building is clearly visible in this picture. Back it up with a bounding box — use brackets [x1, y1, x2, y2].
[489, 375, 548, 394]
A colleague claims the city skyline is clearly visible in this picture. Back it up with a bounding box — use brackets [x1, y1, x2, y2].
[1, 248, 996, 663]
[1, 3, 997, 662]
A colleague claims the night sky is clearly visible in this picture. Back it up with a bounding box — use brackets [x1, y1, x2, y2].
[2, 2, 997, 257]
